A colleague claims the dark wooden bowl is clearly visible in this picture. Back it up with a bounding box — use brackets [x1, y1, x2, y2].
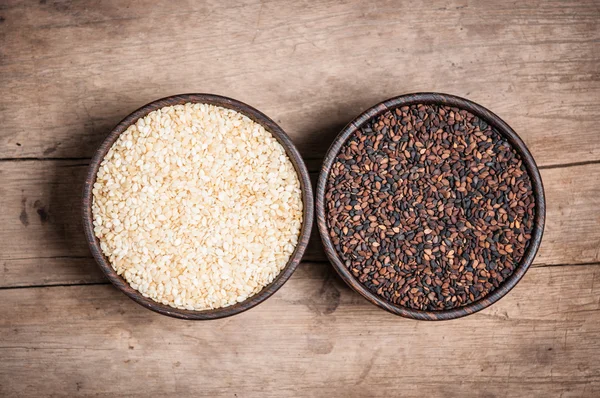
[316, 93, 545, 321]
[82, 94, 314, 320]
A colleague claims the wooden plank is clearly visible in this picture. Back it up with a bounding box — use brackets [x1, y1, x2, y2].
[0, 160, 599, 287]
[0, 0, 599, 166]
[0, 263, 598, 397]
[0, 160, 102, 286]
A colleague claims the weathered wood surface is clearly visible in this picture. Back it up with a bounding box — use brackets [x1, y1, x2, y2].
[0, 0, 599, 396]
[1, 264, 599, 397]
[1, 0, 599, 167]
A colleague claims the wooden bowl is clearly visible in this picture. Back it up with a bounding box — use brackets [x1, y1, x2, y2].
[316, 93, 545, 321]
[82, 94, 314, 320]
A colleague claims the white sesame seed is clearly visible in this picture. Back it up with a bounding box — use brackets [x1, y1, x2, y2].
[92, 103, 303, 310]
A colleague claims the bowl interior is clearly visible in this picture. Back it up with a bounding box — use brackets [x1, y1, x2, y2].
[83, 94, 313, 320]
[316, 92, 545, 320]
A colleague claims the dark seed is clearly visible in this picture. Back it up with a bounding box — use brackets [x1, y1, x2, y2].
[324, 104, 535, 311]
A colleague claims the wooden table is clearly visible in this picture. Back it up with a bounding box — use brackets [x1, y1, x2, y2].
[1, 1, 599, 396]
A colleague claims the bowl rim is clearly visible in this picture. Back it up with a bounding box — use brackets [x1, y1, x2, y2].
[316, 92, 546, 321]
[82, 93, 314, 320]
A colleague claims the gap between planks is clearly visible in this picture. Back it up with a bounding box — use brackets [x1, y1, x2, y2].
[1, 261, 599, 291]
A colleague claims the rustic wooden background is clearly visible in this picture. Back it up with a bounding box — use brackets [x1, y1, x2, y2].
[1, 0, 599, 396]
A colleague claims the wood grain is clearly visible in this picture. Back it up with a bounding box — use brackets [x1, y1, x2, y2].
[1, 160, 598, 288]
[1, 263, 599, 397]
[0, 0, 599, 167]
[0, 0, 599, 396]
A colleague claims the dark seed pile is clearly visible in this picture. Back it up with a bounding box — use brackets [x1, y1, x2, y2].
[325, 104, 535, 311]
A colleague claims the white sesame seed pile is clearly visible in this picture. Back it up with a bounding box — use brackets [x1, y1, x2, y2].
[92, 103, 303, 310]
